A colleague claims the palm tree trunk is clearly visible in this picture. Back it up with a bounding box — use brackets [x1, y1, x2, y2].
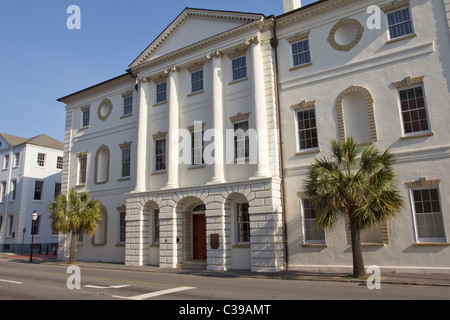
[350, 220, 365, 279]
[69, 230, 77, 265]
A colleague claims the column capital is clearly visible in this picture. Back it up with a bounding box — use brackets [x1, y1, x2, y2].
[164, 66, 177, 74]
[136, 76, 151, 84]
[207, 49, 222, 60]
[244, 34, 262, 46]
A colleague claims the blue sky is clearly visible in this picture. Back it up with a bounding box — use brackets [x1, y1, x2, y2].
[0, 0, 317, 142]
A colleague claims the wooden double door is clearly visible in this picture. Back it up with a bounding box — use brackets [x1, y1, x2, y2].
[192, 213, 206, 260]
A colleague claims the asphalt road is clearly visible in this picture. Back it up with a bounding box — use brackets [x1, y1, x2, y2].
[0, 258, 449, 304]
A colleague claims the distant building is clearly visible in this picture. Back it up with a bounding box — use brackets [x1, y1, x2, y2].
[57, 0, 450, 273]
[0, 133, 64, 254]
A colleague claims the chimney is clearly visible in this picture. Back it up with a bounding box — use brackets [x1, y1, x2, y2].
[283, 0, 301, 13]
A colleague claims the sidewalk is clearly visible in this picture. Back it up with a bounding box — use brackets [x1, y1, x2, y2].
[1, 252, 449, 287]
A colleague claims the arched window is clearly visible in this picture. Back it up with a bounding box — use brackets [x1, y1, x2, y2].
[95, 145, 110, 184]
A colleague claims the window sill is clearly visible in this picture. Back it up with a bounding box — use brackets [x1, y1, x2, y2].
[361, 242, 385, 247]
[229, 77, 248, 86]
[153, 101, 167, 107]
[400, 131, 434, 140]
[115, 243, 125, 247]
[296, 148, 320, 156]
[414, 242, 450, 247]
[386, 32, 417, 44]
[233, 244, 250, 248]
[118, 177, 131, 182]
[78, 126, 90, 131]
[120, 113, 133, 119]
[151, 170, 167, 176]
[289, 62, 312, 72]
[187, 90, 204, 97]
[188, 164, 206, 170]
[302, 243, 328, 248]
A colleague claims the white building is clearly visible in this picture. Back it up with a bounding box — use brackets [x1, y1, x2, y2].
[0, 133, 64, 254]
[57, 0, 450, 273]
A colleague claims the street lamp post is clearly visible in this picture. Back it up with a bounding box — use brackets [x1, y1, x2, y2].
[29, 210, 38, 263]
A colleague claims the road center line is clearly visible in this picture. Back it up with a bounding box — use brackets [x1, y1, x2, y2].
[112, 286, 196, 300]
[0, 279, 23, 285]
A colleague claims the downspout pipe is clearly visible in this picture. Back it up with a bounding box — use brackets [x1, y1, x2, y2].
[269, 15, 289, 270]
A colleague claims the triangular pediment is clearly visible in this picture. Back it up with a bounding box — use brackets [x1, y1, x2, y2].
[129, 8, 263, 68]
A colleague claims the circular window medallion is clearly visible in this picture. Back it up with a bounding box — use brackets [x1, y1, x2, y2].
[328, 18, 364, 52]
[97, 99, 113, 121]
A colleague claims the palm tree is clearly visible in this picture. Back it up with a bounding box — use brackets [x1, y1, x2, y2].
[48, 188, 102, 264]
[304, 137, 404, 278]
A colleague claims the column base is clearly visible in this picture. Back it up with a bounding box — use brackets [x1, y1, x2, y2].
[162, 184, 179, 190]
[207, 177, 226, 185]
[250, 172, 271, 180]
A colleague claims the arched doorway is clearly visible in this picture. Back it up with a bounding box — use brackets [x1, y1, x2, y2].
[192, 204, 206, 260]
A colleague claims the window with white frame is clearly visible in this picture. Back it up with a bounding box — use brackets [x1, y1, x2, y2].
[232, 56, 247, 81]
[57, 156, 63, 169]
[82, 108, 90, 127]
[297, 108, 318, 151]
[0, 181, 5, 202]
[3, 154, 9, 170]
[37, 153, 46, 167]
[54, 182, 61, 199]
[119, 211, 126, 243]
[14, 152, 20, 167]
[236, 203, 250, 243]
[191, 70, 204, 93]
[8, 215, 13, 237]
[156, 82, 167, 103]
[154, 138, 166, 172]
[78, 154, 87, 184]
[34, 180, 44, 201]
[191, 130, 204, 166]
[234, 121, 250, 160]
[411, 188, 446, 242]
[387, 7, 414, 39]
[121, 147, 131, 178]
[292, 39, 311, 67]
[10, 180, 16, 201]
[399, 86, 430, 135]
[124, 95, 133, 115]
[153, 209, 160, 244]
[302, 198, 325, 243]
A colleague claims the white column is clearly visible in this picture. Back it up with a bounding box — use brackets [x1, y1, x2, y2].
[134, 77, 150, 192]
[164, 67, 179, 189]
[207, 50, 226, 184]
[247, 35, 270, 178]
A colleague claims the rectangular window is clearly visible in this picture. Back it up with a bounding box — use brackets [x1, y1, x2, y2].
[302, 199, 325, 243]
[236, 203, 250, 243]
[234, 121, 250, 160]
[412, 188, 446, 242]
[232, 56, 247, 81]
[121, 147, 131, 177]
[14, 152, 20, 167]
[387, 7, 413, 39]
[399, 86, 429, 135]
[82, 108, 90, 127]
[34, 180, 44, 200]
[8, 215, 13, 237]
[0, 181, 5, 202]
[153, 209, 160, 244]
[155, 139, 166, 171]
[297, 109, 318, 150]
[31, 215, 41, 235]
[119, 211, 126, 243]
[191, 70, 204, 93]
[191, 130, 204, 166]
[37, 153, 46, 167]
[124, 95, 133, 115]
[3, 154, 9, 170]
[156, 82, 167, 103]
[57, 156, 64, 169]
[11, 180, 16, 201]
[54, 182, 61, 199]
[78, 156, 87, 184]
[292, 39, 311, 67]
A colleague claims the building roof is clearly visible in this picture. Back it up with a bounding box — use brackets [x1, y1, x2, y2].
[0, 132, 64, 150]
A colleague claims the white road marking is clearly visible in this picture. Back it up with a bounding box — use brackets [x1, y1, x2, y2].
[0, 279, 23, 285]
[85, 284, 131, 289]
[112, 286, 196, 300]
